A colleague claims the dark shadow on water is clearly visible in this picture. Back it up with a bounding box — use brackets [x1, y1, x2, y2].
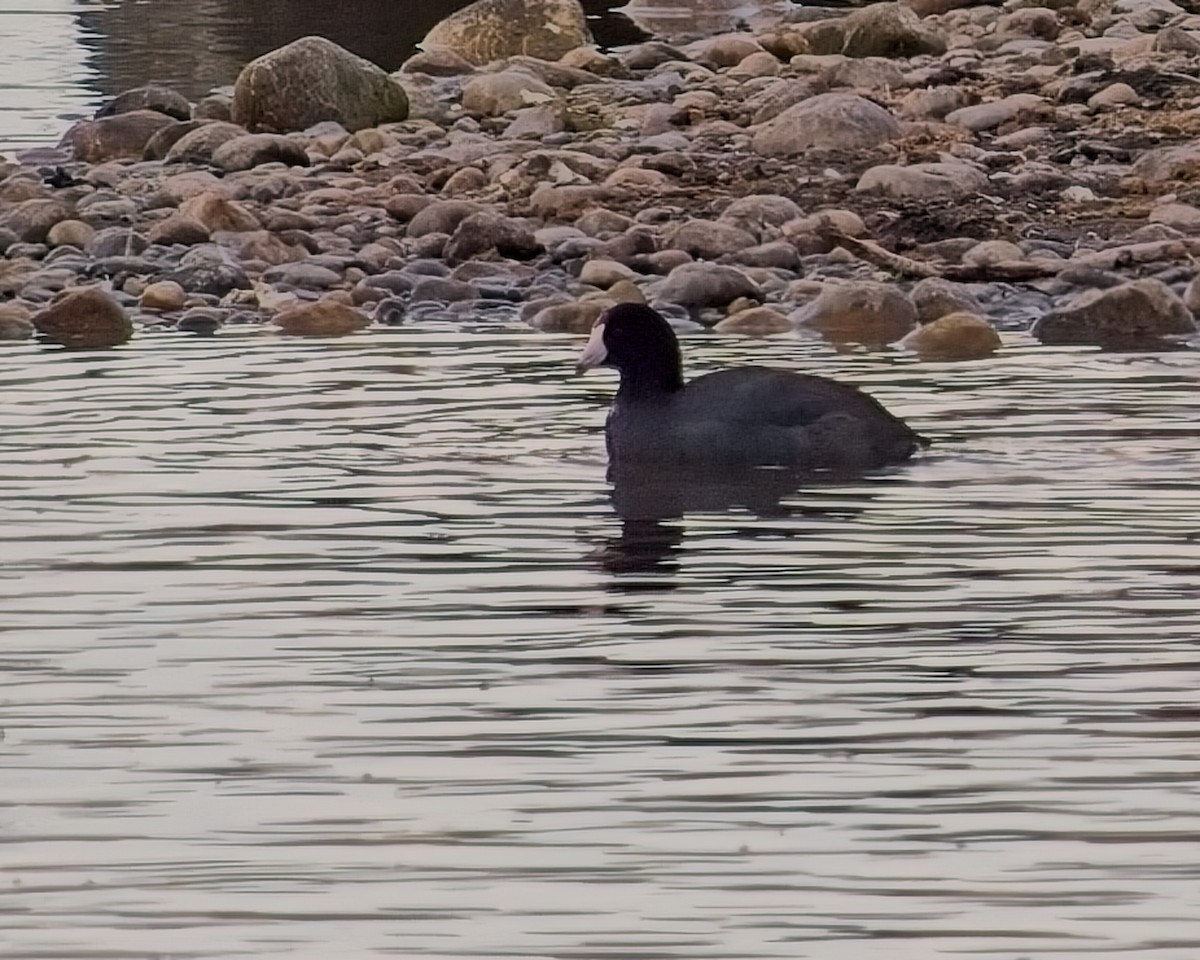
[593, 464, 882, 586]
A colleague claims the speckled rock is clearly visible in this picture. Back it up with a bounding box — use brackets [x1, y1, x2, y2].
[421, 0, 592, 65]
[752, 93, 901, 156]
[273, 299, 369, 337]
[166, 247, 251, 297]
[1031, 278, 1197, 346]
[32, 287, 133, 349]
[899, 312, 1001, 359]
[462, 70, 557, 116]
[792, 282, 917, 345]
[856, 162, 987, 200]
[232, 36, 408, 133]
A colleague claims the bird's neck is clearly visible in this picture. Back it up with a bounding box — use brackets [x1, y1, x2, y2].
[615, 359, 684, 402]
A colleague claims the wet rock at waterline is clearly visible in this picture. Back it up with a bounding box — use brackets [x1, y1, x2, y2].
[232, 36, 408, 133]
[1031, 280, 1198, 348]
[273, 300, 370, 337]
[32, 288, 133, 349]
[60, 109, 177, 163]
[899, 312, 1002, 360]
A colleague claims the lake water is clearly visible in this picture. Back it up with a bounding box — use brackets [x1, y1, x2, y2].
[0, 0, 646, 151]
[4, 319, 1200, 958]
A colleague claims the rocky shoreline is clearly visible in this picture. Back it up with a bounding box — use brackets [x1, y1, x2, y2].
[3, 0, 1200, 355]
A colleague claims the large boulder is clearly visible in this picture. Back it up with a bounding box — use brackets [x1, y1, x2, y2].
[232, 36, 408, 133]
[1031, 279, 1197, 347]
[752, 93, 901, 156]
[841, 3, 947, 58]
[32, 288, 133, 349]
[420, 0, 592, 65]
[59, 110, 176, 162]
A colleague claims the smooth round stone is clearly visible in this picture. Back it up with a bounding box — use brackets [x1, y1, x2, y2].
[140, 280, 188, 311]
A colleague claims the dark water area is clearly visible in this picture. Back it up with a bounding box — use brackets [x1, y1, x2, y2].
[76, 0, 646, 97]
[0, 0, 645, 148]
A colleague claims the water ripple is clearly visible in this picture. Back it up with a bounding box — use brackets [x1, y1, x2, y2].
[3, 327, 1200, 959]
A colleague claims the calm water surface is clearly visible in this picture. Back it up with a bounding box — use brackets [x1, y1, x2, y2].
[4, 322, 1200, 958]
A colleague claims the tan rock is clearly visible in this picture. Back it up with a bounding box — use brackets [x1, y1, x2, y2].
[580, 259, 636, 287]
[528, 298, 610, 332]
[147, 213, 211, 246]
[899, 311, 1001, 359]
[273, 300, 369, 337]
[33, 287, 133, 349]
[179, 192, 260, 233]
[0, 303, 34, 340]
[140, 280, 187, 311]
[715, 305, 791, 336]
[46, 219, 95, 249]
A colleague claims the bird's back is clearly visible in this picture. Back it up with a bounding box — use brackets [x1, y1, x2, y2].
[608, 366, 925, 472]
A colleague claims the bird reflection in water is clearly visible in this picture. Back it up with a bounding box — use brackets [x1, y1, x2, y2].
[592, 463, 882, 586]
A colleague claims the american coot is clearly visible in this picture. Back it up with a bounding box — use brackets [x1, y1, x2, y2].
[576, 303, 928, 474]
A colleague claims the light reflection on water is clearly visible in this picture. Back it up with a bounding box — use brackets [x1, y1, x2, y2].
[3, 324, 1200, 958]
